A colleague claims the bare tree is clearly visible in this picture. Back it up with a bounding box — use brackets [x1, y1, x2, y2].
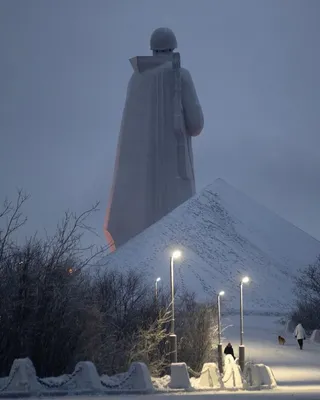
[128, 307, 172, 376]
[175, 292, 218, 372]
[294, 255, 320, 300]
[0, 193, 111, 376]
[292, 255, 320, 331]
[0, 190, 29, 263]
[42, 201, 109, 271]
[82, 268, 158, 375]
[0, 191, 219, 378]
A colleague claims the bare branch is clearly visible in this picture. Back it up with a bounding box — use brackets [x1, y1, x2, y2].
[0, 190, 29, 263]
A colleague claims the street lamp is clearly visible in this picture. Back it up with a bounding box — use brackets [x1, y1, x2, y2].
[169, 249, 181, 363]
[217, 290, 225, 373]
[155, 277, 161, 302]
[239, 276, 250, 371]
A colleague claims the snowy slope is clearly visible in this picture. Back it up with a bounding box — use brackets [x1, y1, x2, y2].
[102, 179, 320, 312]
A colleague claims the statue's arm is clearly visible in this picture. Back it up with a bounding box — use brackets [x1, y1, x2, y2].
[181, 68, 204, 137]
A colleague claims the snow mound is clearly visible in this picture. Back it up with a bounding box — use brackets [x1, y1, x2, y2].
[151, 375, 170, 390]
[310, 329, 320, 344]
[243, 362, 277, 390]
[102, 178, 320, 312]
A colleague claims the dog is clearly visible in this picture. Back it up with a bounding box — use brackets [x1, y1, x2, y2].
[278, 335, 286, 345]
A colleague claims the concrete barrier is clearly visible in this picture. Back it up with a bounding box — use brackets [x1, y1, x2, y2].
[168, 362, 191, 389]
[0, 358, 154, 397]
[222, 357, 244, 390]
[125, 362, 154, 392]
[224, 354, 236, 365]
[72, 361, 102, 391]
[0, 358, 42, 395]
[198, 363, 222, 389]
[243, 362, 277, 390]
[257, 364, 277, 389]
[310, 329, 320, 344]
[0, 357, 277, 395]
[243, 363, 261, 389]
[285, 319, 295, 333]
[100, 362, 154, 393]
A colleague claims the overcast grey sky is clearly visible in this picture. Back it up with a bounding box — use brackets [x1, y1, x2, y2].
[1, 0, 320, 244]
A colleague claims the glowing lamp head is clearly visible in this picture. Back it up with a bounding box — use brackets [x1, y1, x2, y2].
[242, 276, 250, 284]
[172, 250, 181, 259]
[219, 291, 225, 296]
[156, 277, 161, 282]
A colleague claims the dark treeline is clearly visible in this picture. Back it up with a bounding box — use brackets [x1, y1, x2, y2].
[291, 255, 320, 333]
[0, 191, 218, 378]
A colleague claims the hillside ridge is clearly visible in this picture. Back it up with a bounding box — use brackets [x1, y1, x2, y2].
[102, 179, 320, 312]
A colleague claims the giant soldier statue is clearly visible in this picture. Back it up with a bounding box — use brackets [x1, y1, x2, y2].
[104, 28, 204, 250]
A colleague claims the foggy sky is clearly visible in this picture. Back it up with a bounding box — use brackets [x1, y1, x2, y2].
[0, 0, 319, 245]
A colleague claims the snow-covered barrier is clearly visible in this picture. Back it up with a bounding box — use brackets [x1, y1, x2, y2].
[222, 355, 244, 390]
[37, 361, 103, 394]
[285, 319, 295, 333]
[0, 358, 154, 397]
[168, 362, 191, 390]
[310, 329, 320, 344]
[225, 354, 236, 365]
[198, 362, 222, 389]
[101, 362, 154, 393]
[243, 362, 277, 390]
[0, 358, 42, 396]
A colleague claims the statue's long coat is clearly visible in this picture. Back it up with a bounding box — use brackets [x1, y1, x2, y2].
[104, 54, 204, 249]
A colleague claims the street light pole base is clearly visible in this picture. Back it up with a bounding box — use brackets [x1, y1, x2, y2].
[169, 334, 177, 363]
[239, 345, 245, 371]
[217, 343, 223, 374]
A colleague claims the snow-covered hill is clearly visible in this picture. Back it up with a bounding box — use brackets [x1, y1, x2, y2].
[102, 179, 320, 312]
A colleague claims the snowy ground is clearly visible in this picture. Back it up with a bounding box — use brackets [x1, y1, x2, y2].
[222, 314, 320, 387]
[38, 315, 320, 399]
[45, 390, 320, 400]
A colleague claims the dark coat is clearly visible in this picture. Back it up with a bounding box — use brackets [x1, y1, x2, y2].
[224, 344, 235, 359]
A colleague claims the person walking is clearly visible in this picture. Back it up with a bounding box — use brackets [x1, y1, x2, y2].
[224, 342, 236, 359]
[294, 322, 306, 350]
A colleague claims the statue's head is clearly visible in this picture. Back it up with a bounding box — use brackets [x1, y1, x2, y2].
[150, 27, 177, 54]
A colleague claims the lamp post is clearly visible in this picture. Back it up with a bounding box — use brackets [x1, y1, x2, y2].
[169, 249, 181, 363]
[217, 291, 225, 373]
[239, 276, 250, 371]
[155, 277, 161, 303]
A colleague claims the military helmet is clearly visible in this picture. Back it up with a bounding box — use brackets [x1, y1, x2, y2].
[150, 27, 177, 51]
